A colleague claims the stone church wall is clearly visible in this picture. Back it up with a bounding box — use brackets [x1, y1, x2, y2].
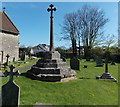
[0, 32, 2, 63]
[0, 32, 19, 63]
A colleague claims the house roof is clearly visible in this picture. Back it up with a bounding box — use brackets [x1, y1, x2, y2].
[32, 44, 50, 52]
[0, 11, 19, 35]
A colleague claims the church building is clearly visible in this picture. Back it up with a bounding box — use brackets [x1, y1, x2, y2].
[0, 10, 19, 63]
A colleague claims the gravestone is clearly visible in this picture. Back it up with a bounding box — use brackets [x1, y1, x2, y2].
[61, 55, 66, 62]
[97, 58, 117, 82]
[6, 54, 10, 66]
[13, 57, 15, 62]
[23, 4, 76, 82]
[86, 56, 90, 61]
[2, 65, 20, 106]
[0, 51, 3, 63]
[0, 62, 1, 70]
[83, 65, 87, 68]
[93, 54, 97, 61]
[70, 58, 80, 70]
[3, 70, 9, 77]
[21, 51, 26, 61]
[111, 61, 116, 65]
[95, 56, 103, 67]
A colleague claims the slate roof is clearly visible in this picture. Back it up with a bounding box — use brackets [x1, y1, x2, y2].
[0, 11, 19, 35]
[32, 44, 50, 53]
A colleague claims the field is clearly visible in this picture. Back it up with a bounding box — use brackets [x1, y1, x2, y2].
[1, 59, 118, 105]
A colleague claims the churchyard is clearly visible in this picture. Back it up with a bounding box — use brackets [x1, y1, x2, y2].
[0, 58, 118, 105]
[0, 3, 119, 106]
[0, 57, 38, 73]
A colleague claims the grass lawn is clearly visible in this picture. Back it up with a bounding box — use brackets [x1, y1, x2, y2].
[1, 59, 118, 105]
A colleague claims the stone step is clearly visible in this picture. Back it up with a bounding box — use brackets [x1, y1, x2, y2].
[30, 67, 61, 74]
[28, 66, 76, 76]
[25, 72, 62, 82]
[98, 73, 117, 82]
[35, 62, 66, 68]
[37, 74, 63, 77]
[37, 59, 63, 64]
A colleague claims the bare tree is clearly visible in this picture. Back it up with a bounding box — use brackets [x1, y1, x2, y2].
[61, 12, 78, 56]
[61, 5, 108, 59]
[77, 5, 109, 59]
[103, 34, 116, 51]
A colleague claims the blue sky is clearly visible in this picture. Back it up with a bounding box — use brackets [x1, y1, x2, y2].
[1, 2, 118, 48]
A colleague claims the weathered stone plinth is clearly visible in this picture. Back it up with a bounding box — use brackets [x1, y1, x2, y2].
[97, 73, 117, 82]
[24, 51, 76, 82]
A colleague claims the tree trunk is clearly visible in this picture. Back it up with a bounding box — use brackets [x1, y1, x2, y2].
[72, 39, 77, 57]
[78, 39, 80, 56]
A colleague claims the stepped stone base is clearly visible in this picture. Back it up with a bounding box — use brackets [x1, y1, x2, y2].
[23, 51, 76, 82]
[97, 73, 117, 82]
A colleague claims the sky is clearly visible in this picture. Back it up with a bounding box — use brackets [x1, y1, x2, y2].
[0, 2, 118, 48]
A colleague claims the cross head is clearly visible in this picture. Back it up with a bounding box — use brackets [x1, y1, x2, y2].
[3, 7, 6, 12]
[5, 65, 20, 82]
[47, 4, 56, 16]
[6, 54, 10, 58]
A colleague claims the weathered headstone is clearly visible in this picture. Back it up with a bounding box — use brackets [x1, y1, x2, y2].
[21, 51, 26, 61]
[13, 57, 15, 62]
[70, 58, 80, 70]
[2, 65, 20, 106]
[95, 56, 103, 67]
[0, 51, 4, 63]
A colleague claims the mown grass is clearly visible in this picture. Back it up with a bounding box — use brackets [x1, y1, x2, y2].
[0, 58, 39, 73]
[1, 59, 118, 105]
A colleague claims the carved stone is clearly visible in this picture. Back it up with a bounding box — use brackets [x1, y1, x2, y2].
[24, 51, 76, 82]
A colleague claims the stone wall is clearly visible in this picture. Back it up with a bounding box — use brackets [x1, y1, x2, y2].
[0, 33, 2, 63]
[0, 32, 19, 63]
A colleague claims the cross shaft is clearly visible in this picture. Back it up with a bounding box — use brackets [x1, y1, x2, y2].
[47, 4, 56, 52]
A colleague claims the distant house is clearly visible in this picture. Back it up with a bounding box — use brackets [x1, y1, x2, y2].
[31, 44, 50, 55]
[66, 46, 85, 55]
[77, 46, 85, 55]
[0, 10, 19, 63]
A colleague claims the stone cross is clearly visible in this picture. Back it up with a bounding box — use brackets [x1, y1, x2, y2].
[6, 54, 10, 66]
[105, 58, 108, 73]
[1, 51, 3, 63]
[2, 65, 20, 106]
[3, 7, 6, 12]
[47, 4, 56, 52]
[9, 65, 16, 81]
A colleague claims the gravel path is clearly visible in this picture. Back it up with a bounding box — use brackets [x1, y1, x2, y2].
[0, 64, 33, 77]
[15, 64, 33, 72]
